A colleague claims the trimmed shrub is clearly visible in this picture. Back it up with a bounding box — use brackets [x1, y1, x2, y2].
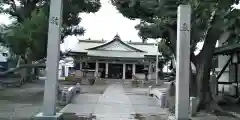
[65, 76, 75, 81]
[88, 78, 95, 85]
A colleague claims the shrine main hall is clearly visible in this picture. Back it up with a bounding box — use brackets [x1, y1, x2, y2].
[69, 35, 161, 80]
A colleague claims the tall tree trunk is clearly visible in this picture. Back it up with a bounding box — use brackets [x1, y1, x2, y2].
[16, 56, 21, 67]
[19, 52, 33, 84]
[196, 57, 214, 111]
[18, 57, 26, 84]
[25, 57, 33, 82]
[195, 28, 222, 112]
[190, 62, 197, 97]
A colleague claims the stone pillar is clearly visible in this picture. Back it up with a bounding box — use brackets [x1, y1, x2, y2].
[36, 0, 63, 119]
[123, 63, 126, 79]
[175, 5, 191, 120]
[80, 62, 82, 70]
[105, 63, 108, 78]
[156, 54, 159, 85]
[79, 62, 83, 77]
[148, 62, 152, 80]
[95, 61, 99, 77]
[190, 97, 197, 116]
[64, 66, 68, 77]
[132, 64, 136, 76]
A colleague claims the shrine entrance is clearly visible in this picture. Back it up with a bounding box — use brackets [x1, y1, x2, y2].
[108, 63, 123, 79]
[125, 64, 133, 79]
[99, 63, 106, 78]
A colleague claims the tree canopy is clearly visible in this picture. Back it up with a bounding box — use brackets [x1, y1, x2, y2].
[0, 0, 101, 62]
[5, 9, 47, 61]
[112, 0, 240, 111]
[112, 0, 240, 56]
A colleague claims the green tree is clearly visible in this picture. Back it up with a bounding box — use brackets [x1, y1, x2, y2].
[0, 0, 101, 81]
[5, 9, 47, 62]
[112, 0, 240, 111]
[0, 0, 101, 62]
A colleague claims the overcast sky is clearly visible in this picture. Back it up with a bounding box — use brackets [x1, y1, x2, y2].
[0, 0, 144, 50]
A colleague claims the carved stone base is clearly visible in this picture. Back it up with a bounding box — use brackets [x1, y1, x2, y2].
[35, 113, 62, 120]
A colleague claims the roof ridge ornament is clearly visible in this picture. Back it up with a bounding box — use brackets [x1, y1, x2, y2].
[113, 34, 121, 40]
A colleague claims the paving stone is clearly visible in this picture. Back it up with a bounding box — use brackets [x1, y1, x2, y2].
[94, 113, 134, 118]
[97, 95, 131, 105]
[60, 104, 95, 115]
[133, 105, 167, 114]
[97, 117, 135, 120]
[61, 81, 168, 120]
[94, 104, 134, 114]
[98, 83, 132, 105]
[71, 94, 101, 104]
[128, 95, 159, 106]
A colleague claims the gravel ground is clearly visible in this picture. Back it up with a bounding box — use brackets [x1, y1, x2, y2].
[0, 81, 44, 120]
[0, 80, 66, 120]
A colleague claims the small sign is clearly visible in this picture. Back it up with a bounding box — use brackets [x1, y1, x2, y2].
[180, 23, 189, 31]
[49, 17, 59, 25]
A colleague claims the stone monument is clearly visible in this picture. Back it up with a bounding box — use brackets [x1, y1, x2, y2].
[35, 0, 63, 119]
[175, 5, 191, 120]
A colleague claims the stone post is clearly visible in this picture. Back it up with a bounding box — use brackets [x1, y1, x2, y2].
[148, 62, 152, 80]
[105, 63, 108, 78]
[175, 5, 191, 120]
[35, 0, 63, 119]
[80, 62, 82, 70]
[64, 66, 68, 77]
[156, 54, 159, 85]
[76, 83, 81, 93]
[148, 86, 152, 96]
[60, 87, 69, 105]
[95, 61, 99, 77]
[190, 97, 197, 116]
[123, 63, 126, 79]
[132, 64, 136, 76]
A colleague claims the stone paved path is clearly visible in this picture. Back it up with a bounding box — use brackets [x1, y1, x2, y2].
[61, 81, 167, 119]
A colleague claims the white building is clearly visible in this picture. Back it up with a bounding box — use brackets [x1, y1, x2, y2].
[214, 40, 240, 97]
[68, 35, 161, 80]
[0, 45, 9, 71]
[58, 58, 74, 77]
